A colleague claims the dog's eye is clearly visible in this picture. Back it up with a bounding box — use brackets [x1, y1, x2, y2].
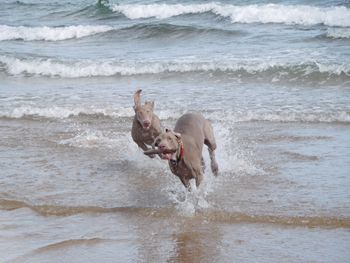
[167, 137, 171, 141]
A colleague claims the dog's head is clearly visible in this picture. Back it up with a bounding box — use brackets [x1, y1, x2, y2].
[133, 89, 155, 130]
[153, 129, 181, 161]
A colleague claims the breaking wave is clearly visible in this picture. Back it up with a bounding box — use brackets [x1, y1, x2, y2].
[111, 3, 350, 27]
[0, 23, 244, 42]
[58, 129, 128, 149]
[0, 105, 133, 119]
[206, 110, 350, 124]
[0, 25, 114, 41]
[1, 105, 349, 124]
[0, 55, 349, 81]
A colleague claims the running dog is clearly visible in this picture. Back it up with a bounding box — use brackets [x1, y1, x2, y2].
[145, 113, 218, 190]
[131, 89, 162, 158]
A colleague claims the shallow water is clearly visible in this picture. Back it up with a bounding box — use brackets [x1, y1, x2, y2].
[1, 0, 350, 262]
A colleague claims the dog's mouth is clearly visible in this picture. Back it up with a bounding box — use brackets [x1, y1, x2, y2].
[143, 148, 176, 159]
[143, 124, 150, 130]
[142, 120, 151, 130]
[160, 152, 173, 160]
[159, 148, 177, 160]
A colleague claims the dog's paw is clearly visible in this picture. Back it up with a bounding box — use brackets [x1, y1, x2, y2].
[211, 162, 219, 176]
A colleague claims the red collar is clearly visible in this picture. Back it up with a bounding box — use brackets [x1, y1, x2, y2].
[176, 141, 184, 162]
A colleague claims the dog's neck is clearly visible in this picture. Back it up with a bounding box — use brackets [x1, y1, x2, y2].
[170, 140, 184, 166]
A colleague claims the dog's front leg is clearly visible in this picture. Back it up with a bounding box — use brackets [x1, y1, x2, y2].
[179, 176, 191, 192]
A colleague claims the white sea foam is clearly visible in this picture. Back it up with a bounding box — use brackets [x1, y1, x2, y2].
[0, 25, 114, 41]
[58, 129, 123, 149]
[0, 105, 134, 119]
[326, 28, 350, 39]
[2, 104, 349, 124]
[112, 3, 350, 27]
[212, 122, 262, 176]
[166, 186, 212, 216]
[207, 110, 350, 123]
[1, 55, 349, 78]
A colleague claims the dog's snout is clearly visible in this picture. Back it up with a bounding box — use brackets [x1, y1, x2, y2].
[159, 144, 166, 150]
[143, 120, 150, 127]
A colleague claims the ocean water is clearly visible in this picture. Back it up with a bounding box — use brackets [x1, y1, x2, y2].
[1, 0, 350, 262]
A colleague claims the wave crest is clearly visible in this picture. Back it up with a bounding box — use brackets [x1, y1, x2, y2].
[326, 28, 350, 39]
[1, 105, 349, 124]
[112, 3, 350, 27]
[206, 110, 350, 124]
[0, 56, 349, 80]
[0, 25, 114, 41]
[0, 105, 133, 119]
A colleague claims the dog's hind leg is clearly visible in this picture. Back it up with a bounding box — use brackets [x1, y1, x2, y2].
[208, 149, 218, 176]
[195, 172, 203, 188]
[203, 120, 219, 176]
[201, 156, 206, 173]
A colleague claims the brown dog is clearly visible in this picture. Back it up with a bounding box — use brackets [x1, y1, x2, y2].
[147, 113, 219, 190]
[131, 89, 162, 158]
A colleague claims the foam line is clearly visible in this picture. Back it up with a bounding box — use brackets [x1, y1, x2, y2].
[112, 3, 350, 27]
[0, 25, 114, 41]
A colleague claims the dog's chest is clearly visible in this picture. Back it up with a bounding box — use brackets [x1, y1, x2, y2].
[169, 161, 192, 179]
[141, 130, 151, 138]
[140, 129, 156, 144]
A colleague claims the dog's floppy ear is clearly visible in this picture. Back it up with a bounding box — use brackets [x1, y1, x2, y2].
[165, 129, 181, 140]
[133, 89, 142, 108]
[173, 132, 181, 140]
